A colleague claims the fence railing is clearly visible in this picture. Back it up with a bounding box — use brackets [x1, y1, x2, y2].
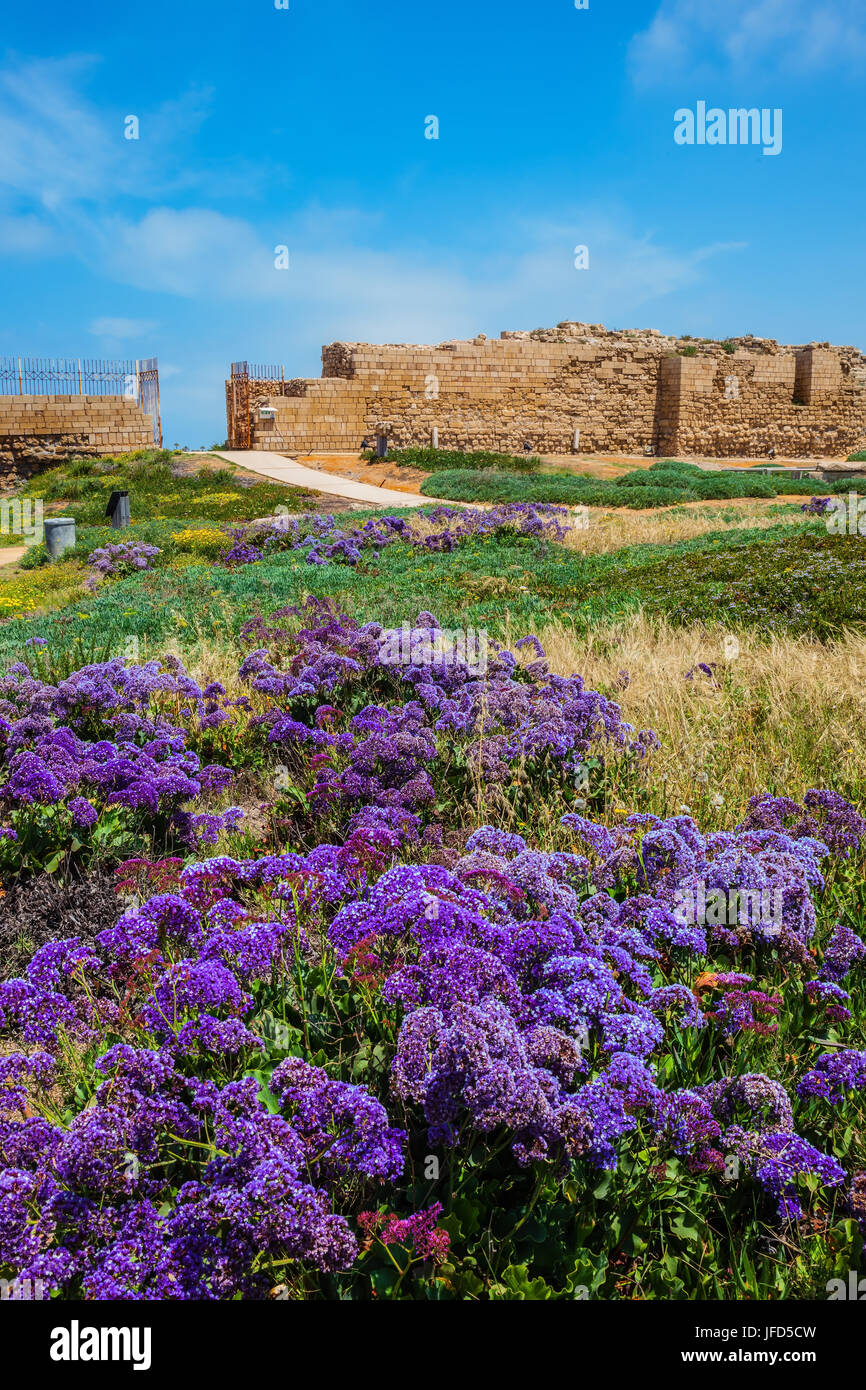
[233, 362, 286, 382]
[0, 355, 162, 444]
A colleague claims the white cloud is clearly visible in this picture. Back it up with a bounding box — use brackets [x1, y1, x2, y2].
[628, 0, 866, 87]
[0, 49, 744, 346]
[0, 53, 279, 231]
[0, 50, 751, 444]
[89, 316, 158, 341]
[0, 214, 58, 254]
[81, 203, 741, 337]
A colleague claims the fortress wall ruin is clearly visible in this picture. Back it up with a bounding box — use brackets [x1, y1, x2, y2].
[228, 326, 866, 460]
[0, 396, 156, 467]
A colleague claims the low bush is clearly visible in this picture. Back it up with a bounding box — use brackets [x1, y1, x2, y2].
[421, 467, 838, 508]
[829, 475, 866, 493]
[381, 446, 543, 473]
[583, 531, 866, 637]
[0, 785, 863, 1298]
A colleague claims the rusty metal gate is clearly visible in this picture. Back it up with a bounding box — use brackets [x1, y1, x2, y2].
[229, 362, 251, 448]
[228, 362, 289, 447]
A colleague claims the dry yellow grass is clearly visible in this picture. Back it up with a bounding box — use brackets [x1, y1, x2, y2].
[156, 585, 866, 838]
[560, 497, 811, 554]
[526, 612, 866, 825]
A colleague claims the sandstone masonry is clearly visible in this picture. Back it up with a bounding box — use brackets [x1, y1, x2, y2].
[227, 324, 866, 461]
[0, 395, 157, 471]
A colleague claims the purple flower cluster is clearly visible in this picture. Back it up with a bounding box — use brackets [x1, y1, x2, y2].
[0, 595, 863, 1297]
[796, 1050, 866, 1106]
[737, 790, 866, 860]
[818, 922, 866, 983]
[0, 839, 409, 1296]
[358, 1202, 450, 1262]
[239, 597, 655, 842]
[221, 503, 569, 569]
[0, 654, 236, 864]
[0, 1053, 391, 1296]
[86, 542, 161, 590]
[1, 779, 862, 1299]
[561, 804, 836, 962]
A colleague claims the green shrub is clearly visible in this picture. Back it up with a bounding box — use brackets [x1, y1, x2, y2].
[829, 475, 866, 493]
[648, 459, 703, 474]
[582, 531, 866, 637]
[616, 469, 702, 490]
[419, 469, 696, 508]
[384, 446, 542, 473]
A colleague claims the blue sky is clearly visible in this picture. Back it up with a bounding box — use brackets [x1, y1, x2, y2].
[0, 0, 863, 446]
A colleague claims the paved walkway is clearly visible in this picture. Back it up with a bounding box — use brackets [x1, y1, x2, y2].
[215, 451, 428, 509]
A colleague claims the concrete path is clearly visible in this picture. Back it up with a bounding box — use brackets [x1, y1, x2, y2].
[214, 450, 428, 509]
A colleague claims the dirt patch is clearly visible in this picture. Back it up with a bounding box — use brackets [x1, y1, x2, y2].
[294, 452, 429, 496]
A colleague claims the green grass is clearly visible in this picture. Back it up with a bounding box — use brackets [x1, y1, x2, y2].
[0, 443, 854, 656]
[378, 445, 543, 472]
[0, 514, 834, 664]
[419, 465, 830, 507]
[14, 449, 318, 527]
[580, 530, 866, 637]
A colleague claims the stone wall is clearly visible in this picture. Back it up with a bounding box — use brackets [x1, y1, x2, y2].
[0, 396, 156, 467]
[227, 324, 866, 460]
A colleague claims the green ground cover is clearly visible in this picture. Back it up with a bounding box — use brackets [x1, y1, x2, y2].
[421, 458, 866, 508]
[0, 510, 845, 665]
[377, 445, 542, 472]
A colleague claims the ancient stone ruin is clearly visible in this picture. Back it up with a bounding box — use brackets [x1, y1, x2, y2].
[226, 324, 866, 461]
[0, 358, 161, 481]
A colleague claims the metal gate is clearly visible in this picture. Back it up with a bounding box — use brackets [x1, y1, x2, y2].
[135, 358, 162, 445]
[229, 361, 251, 448]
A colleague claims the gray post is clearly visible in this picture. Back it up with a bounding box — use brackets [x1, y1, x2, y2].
[376, 433, 387, 459]
[431, 427, 439, 448]
[106, 490, 131, 528]
[44, 517, 76, 560]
